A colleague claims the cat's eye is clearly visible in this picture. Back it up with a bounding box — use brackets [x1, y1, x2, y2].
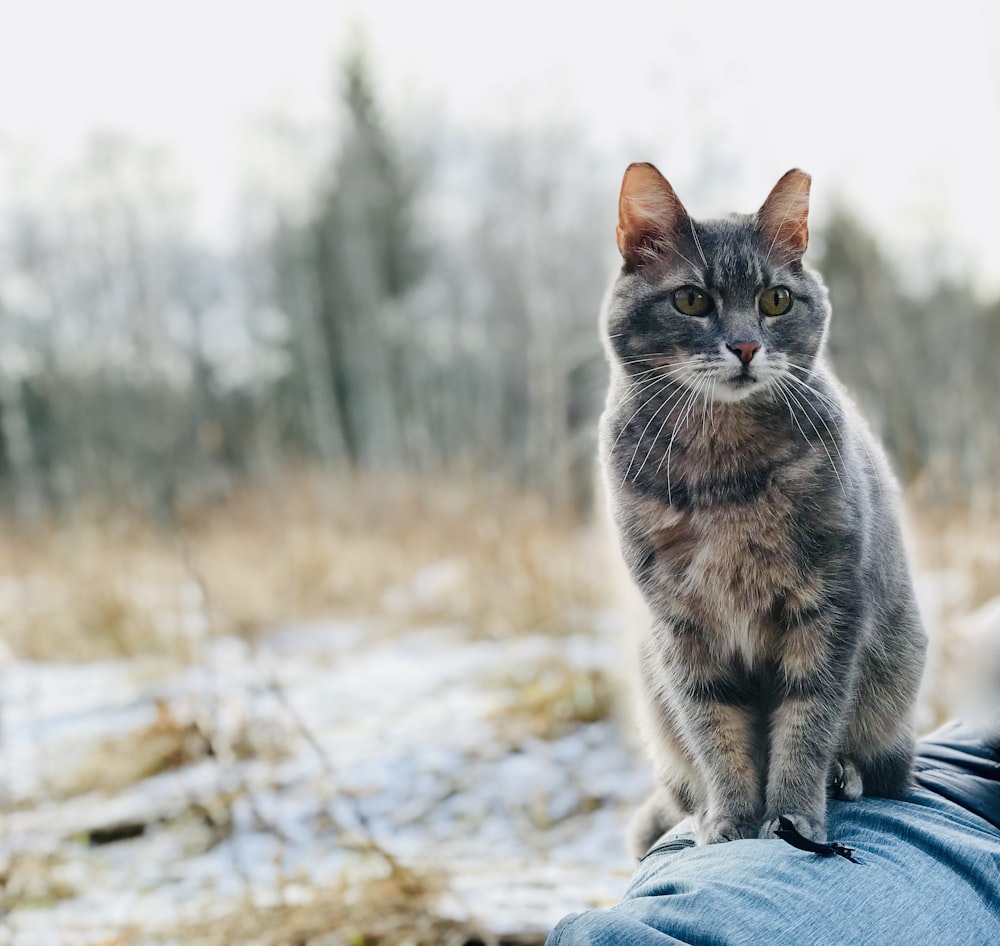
[759, 286, 792, 316]
[673, 286, 713, 317]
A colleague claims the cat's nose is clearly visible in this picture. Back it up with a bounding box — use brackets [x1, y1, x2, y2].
[727, 341, 760, 364]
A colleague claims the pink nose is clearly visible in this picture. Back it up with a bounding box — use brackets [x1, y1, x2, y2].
[727, 341, 760, 364]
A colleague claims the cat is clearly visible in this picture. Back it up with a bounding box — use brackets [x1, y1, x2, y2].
[599, 163, 927, 855]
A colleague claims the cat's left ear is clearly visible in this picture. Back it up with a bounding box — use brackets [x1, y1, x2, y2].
[617, 163, 691, 271]
[757, 169, 811, 259]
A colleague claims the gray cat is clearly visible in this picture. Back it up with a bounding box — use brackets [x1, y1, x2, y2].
[599, 164, 927, 856]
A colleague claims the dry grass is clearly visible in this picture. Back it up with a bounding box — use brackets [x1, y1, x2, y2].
[905, 492, 1000, 726]
[143, 862, 541, 946]
[4, 480, 996, 945]
[3, 473, 997, 682]
[0, 474, 610, 661]
[0, 475, 610, 943]
[907, 493, 1000, 613]
[61, 701, 212, 796]
[183, 474, 607, 642]
[0, 849, 78, 909]
[57, 699, 284, 800]
[491, 665, 617, 742]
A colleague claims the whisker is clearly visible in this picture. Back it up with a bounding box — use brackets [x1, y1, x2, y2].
[781, 368, 879, 489]
[655, 373, 708, 499]
[614, 380, 686, 482]
[780, 372, 855, 491]
[609, 367, 674, 414]
[652, 379, 702, 502]
[688, 218, 709, 271]
[779, 378, 847, 497]
[699, 371, 712, 439]
[615, 367, 664, 386]
[610, 360, 707, 405]
[660, 242, 701, 273]
[616, 366, 676, 393]
[775, 378, 814, 454]
[783, 365, 841, 410]
[611, 361, 713, 416]
[783, 361, 817, 379]
[616, 355, 706, 368]
[618, 364, 703, 395]
[633, 382, 694, 481]
[780, 372, 844, 419]
[608, 378, 674, 456]
[622, 381, 693, 484]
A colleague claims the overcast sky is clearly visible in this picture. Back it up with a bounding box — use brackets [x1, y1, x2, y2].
[2, 0, 999, 290]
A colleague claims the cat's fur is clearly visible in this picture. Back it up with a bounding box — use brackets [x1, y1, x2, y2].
[599, 164, 927, 856]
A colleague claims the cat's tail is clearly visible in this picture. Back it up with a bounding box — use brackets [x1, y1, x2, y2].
[627, 786, 688, 860]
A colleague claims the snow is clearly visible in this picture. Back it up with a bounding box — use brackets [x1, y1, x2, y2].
[938, 593, 1000, 725]
[0, 619, 650, 943]
[5, 566, 978, 943]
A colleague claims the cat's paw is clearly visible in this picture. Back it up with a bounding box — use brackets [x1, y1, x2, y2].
[829, 758, 863, 801]
[760, 811, 826, 843]
[696, 813, 760, 845]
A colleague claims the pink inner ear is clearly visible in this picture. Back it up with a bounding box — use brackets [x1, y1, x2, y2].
[758, 169, 811, 258]
[617, 163, 689, 266]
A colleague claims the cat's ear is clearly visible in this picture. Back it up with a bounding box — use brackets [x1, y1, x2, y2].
[757, 169, 811, 259]
[617, 163, 691, 270]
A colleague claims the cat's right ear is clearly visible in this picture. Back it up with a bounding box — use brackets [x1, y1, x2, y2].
[757, 169, 811, 260]
[617, 163, 691, 271]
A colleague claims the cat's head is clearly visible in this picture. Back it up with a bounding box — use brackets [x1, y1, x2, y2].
[605, 164, 830, 403]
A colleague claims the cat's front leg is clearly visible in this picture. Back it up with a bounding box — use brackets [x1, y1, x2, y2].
[650, 619, 764, 844]
[761, 599, 862, 842]
[686, 701, 762, 844]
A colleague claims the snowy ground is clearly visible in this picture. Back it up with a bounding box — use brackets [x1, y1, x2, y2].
[1, 615, 650, 944]
[3, 554, 997, 945]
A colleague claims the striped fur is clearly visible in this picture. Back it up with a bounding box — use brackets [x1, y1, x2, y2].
[601, 166, 926, 854]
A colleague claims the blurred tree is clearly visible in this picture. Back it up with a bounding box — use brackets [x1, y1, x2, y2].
[818, 204, 995, 494]
[307, 46, 427, 468]
[0, 83, 995, 522]
[466, 129, 609, 507]
[818, 205, 920, 473]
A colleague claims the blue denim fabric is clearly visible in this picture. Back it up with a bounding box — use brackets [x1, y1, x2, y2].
[548, 728, 1000, 945]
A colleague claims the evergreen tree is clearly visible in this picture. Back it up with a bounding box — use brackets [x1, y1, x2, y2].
[307, 47, 426, 467]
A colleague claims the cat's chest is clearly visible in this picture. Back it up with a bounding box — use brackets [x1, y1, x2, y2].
[689, 509, 791, 600]
[639, 491, 799, 620]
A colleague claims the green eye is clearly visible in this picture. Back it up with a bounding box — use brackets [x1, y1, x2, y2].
[759, 286, 792, 316]
[673, 286, 713, 317]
